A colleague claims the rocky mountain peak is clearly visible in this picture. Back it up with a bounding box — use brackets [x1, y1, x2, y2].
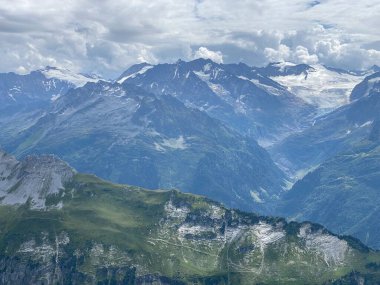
[350, 71, 380, 101]
[0, 151, 75, 209]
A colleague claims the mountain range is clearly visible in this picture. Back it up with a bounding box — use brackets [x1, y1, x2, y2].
[120, 59, 316, 147]
[0, 69, 286, 214]
[274, 72, 380, 249]
[0, 59, 379, 253]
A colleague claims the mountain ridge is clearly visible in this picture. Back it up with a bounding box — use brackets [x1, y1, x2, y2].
[120, 58, 317, 146]
[2, 81, 287, 214]
[272, 72, 380, 249]
[0, 150, 380, 284]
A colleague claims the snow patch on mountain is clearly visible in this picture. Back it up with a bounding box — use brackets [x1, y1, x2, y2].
[100, 85, 127, 97]
[238, 76, 284, 96]
[271, 64, 365, 112]
[193, 70, 210, 81]
[250, 191, 264, 203]
[117, 65, 153, 84]
[154, 136, 188, 152]
[360, 120, 373, 128]
[51, 94, 62, 101]
[194, 70, 232, 101]
[208, 82, 230, 98]
[40, 66, 101, 87]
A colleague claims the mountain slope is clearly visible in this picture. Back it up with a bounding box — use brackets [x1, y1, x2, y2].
[0, 151, 380, 284]
[270, 72, 380, 179]
[0, 151, 75, 209]
[121, 59, 316, 146]
[272, 73, 380, 249]
[0, 67, 102, 149]
[39, 66, 102, 88]
[277, 132, 380, 249]
[2, 81, 286, 214]
[350, 71, 380, 101]
[0, 66, 101, 110]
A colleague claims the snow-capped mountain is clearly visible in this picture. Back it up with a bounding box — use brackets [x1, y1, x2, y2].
[261, 62, 366, 114]
[1, 60, 379, 228]
[253, 61, 313, 77]
[119, 59, 316, 146]
[117, 62, 154, 83]
[0, 70, 70, 107]
[270, 72, 380, 179]
[268, 72, 380, 249]
[38, 66, 103, 88]
[0, 67, 106, 153]
[0, 66, 103, 107]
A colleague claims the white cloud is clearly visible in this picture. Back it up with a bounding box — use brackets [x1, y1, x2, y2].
[294, 46, 319, 64]
[312, 38, 380, 70]
[264, 44, 291, 63]
[0, 0, 378, 76]
[263, 44, 318, 65]
[194, 47, 224, 63]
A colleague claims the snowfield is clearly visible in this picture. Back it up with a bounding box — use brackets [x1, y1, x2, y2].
[271, 64, 365, 113]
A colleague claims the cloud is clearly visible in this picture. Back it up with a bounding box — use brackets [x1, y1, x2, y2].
[362, 41, 380, 51]
[294, 46, 319, 64]
[264, 45, 290, 63]
[264, 45, 318, 65]
[0, 0, 378, 76]
[261, 25, 380, 70]
[314, 39, 380, 70]
[194, 47, 223, 63]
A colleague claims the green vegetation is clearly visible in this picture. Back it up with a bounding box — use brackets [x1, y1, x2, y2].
[1, 172, 380, 284]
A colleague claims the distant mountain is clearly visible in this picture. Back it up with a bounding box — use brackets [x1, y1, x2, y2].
[1, 150, 379, 284]
[270, 72, 380, 179]
[0, 69, 70, 111]
[2, 81, 286, 214]
[120, 59, 316, 146]
[370, 65, 380, 73]
[253, 62, 314, 77]
[0, 67, 103, 151]
[272, 73, 380, 249]
[38, 66, 102, 87]
[262, 62, 366, 114]
[350, 71, 380, 101]
[1, 61, 378, 231]
[0, 66, 102, 109]
[278, 140, 380, 249]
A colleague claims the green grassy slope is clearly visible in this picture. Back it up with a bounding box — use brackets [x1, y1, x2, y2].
[1, 173, 380, 284]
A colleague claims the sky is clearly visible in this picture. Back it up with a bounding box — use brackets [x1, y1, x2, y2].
[0, 0, 379, 78]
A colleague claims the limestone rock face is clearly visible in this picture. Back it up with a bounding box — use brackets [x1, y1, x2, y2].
[0, 150, 75, 209]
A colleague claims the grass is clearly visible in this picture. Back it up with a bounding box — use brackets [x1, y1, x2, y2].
[1, 173, 380, 284]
